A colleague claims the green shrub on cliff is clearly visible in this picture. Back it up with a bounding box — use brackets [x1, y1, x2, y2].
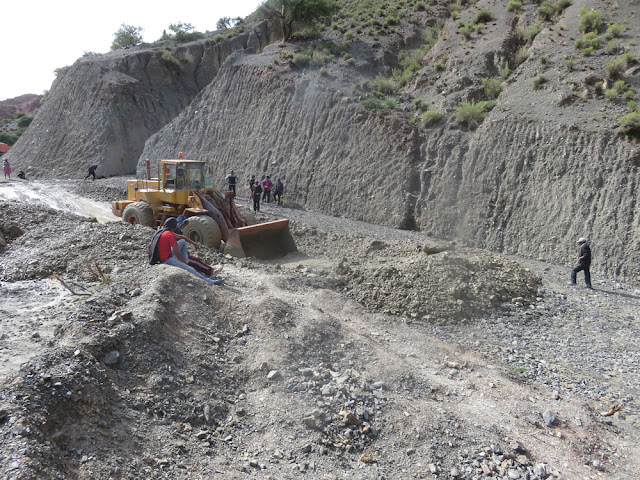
[617, 111, 640, 141]
[161, 50, 181, 69]
[16, 115, 33, 128]
[475, 9, 493, 24]
[111, 24, 143, 50]
[260, 0, 334, 41]
[375, 74, 398, 94]
[482, 77, 502, 99]
[506, 1, 523, 13]
[578, 8, 604, 34]
[0, 133, 19, 146]
[420, 109, 442, 126]
[605, 80, 634, 101]
[574, 32, 600, 55]
[454, 100, 495, 129]
[292, 53, 312, 66]
[533, 74, 546, 89]
[515, 45, 529, 64]
[160, 23, 205, 43]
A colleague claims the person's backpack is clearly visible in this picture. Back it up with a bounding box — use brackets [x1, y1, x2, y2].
[148, 229, 165, 265]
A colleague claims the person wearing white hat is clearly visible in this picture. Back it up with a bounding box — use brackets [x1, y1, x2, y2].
[571, 237, 592, 288]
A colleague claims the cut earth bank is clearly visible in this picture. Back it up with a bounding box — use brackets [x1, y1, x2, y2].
[0, 178, 639, 479]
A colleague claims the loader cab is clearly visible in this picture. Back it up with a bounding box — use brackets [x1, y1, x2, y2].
[161, 160, 214, 191]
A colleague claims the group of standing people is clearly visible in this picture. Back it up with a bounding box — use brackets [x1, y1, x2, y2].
[250, 175, 284, 212]
[226, 170, 284, 213]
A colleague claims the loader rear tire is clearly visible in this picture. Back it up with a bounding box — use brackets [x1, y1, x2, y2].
[123, 202, 154, 227]
[182, 215, 221, 249]
[241, 210, 257, 226]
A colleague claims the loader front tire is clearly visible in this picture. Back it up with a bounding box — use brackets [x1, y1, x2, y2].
[123, 202, 155, 227]
[182, 215, 222, 249]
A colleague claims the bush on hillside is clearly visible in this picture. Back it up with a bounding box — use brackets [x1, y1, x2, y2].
[578, 8, 604, 34]
[482, 77, 502, 99]
[617, 111, 640, 141]
[574, 32, 600, 53]
[605, 23, 623, 40]
[475, 9, 493, 24]
[375, 74, 398, 94]
[160, 23, 205, 43]
[515, 45, 530, 64]
[16, 116, 33, 128]
[455, 100, 496, 129]
[111, 24, 143, 50]
[506, 1, 523, 13]
[260, 0, 334, 40]
[420, 109, 442, 126]
[533, 74, 546, 89]
[0, 133, 19, 146]
[537, 2, 556, 21]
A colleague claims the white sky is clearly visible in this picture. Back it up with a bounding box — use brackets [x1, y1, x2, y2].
[0, 0, 264, 101]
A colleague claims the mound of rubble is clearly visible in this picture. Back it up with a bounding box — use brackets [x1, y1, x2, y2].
[292, 226, 542, 323]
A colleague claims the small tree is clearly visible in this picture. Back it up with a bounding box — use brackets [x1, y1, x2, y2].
[217, 17, 233, 30]
[111, 24, 143, 50]
[260, 0, 334, 41]
[161, 22, 204, 43]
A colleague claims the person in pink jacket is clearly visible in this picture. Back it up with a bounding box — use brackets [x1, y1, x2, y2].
[2, 158, 11, 179]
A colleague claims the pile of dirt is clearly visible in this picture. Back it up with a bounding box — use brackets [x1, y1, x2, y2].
[292, 225, 542, 323]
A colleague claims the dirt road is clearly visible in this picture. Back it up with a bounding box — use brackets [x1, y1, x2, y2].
[1, 179, 638, 479]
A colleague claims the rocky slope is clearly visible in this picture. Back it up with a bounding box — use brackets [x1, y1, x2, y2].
[7, 0, 640, 282]
[1, 180, 639, 479]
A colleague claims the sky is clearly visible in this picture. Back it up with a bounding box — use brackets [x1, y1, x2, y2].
[0, 0, 264, 101]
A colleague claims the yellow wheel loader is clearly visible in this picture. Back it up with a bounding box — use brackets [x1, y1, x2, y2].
[111, 159, 296, 258]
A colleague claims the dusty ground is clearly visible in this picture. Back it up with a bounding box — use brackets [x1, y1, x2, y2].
[0, 178, 639, 479]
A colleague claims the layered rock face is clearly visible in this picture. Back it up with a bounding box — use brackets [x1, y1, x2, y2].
[140, 44, 639, 282]
[417, 120, 640, 281]
[9, 3, 640, 283]
[140, 58, 421, 229]
[10, 23, 276, 177]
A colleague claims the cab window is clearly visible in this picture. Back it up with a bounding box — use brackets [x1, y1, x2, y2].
[164, 164, 176, 189]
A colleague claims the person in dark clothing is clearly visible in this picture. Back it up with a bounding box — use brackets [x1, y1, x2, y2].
[84, 164, 98, 181]
[249, 175, 256, 199]
[274, 178, 284, 205]
[571, 237, 592, 288]
[252, 182, 263, 212]
[225, 169, 239, 194]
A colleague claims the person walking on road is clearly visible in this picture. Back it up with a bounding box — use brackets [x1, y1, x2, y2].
[225, 169, 239, 194]
[252, 182, 263, 212]
[571, 237, 592, 289]
[84, 164, 98, 181]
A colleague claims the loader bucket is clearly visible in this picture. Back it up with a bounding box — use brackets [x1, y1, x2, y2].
[225, 219, 297, 259]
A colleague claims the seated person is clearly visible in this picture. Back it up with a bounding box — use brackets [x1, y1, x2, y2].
[155, 217, 224, 285]
[174, 215, 223, 279]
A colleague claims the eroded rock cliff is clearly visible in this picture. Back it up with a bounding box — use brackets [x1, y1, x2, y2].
[9, 0, 640, 282]
[9, 22, 277, 177]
